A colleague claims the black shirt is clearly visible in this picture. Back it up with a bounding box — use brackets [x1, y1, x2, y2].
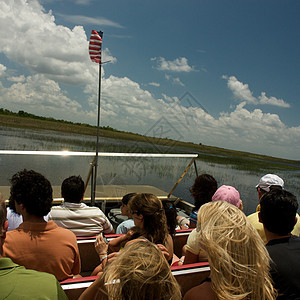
[266, 235, 300, 299]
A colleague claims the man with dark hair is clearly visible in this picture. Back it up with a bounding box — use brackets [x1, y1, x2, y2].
[259, 189, 300, 298]
[50, 175, 114, 236]
[3, 169, 81, 281]
[0, 193, 68, 299]
[247, 173, 300, 243]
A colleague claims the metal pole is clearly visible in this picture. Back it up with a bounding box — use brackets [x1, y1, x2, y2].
[91, 62, 102, 205]
[167, 157, 196, 198]
[194, 159, 198, 177]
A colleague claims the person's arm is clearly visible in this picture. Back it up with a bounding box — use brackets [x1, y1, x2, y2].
[183, 249, 199, 265]
[78, 273, 106, 300]
[108, 230, 134, 252]
[165, 234, 174, 262]
[91, 251, 120, 276]
[91, 234, 109, 275]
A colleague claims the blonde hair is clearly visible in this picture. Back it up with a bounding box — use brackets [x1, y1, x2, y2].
[198, 201, 276, 300]
[100, 240, 182, 300]
[128, 193, 169, 244]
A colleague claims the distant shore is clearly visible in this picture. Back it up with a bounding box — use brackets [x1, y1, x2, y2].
[0, 111, 299, 174]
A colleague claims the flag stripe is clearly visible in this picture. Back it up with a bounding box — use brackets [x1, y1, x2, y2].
[89, 30, 103, 64]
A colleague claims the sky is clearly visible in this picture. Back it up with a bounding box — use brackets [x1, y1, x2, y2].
[0, 0, 299, 160]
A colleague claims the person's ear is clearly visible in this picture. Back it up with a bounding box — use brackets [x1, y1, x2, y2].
[4, 221, 8, 231]
[136, 214, 143, 220]
[258, 212, 262, 223]
[1, 221, 8, 240]
[239, 200, 243, 211]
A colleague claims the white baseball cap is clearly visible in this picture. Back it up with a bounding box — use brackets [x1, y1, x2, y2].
[256, 174, 284, 192]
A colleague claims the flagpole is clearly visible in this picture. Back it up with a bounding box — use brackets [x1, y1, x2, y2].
[91, 61, 102, 206]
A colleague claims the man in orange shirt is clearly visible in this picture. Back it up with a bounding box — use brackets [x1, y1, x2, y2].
[0, 194, 68, 299]
[3, 169, 81, 281]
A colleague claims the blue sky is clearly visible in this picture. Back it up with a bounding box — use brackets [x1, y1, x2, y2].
[0, 0, 299, 160]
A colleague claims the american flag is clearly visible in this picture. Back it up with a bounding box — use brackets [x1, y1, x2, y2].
[89, 30, 103, 63]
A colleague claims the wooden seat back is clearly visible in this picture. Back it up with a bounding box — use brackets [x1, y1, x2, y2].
[61, 262, 210, 299]
[77, 229, 193, 274]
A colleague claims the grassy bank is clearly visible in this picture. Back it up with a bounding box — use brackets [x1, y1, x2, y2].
[0, 111, 299, 174]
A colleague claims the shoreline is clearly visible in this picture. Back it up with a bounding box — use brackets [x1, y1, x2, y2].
[0, 113, 299, 174]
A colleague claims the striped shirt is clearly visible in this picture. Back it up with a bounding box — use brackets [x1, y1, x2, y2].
[49, 202, 113, 237]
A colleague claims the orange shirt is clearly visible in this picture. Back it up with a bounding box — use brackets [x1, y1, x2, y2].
[3, 221, 81, 281]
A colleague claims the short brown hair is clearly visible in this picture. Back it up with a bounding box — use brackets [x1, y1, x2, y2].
[0, 194, 7, 236]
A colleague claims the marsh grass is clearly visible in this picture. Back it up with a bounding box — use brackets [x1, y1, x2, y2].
[0, 112, 299, 174]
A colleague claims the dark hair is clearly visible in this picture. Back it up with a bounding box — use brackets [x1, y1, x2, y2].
[122, 193, 137, 205]
[190, 174, 218, 210]
[128, 193, 169, 244]
[61, 175, 84, 203]
[0, 195, 7, 235]
[163, 201, 177, 237]
[9, 169, 53, 217]
[258, 185, 282, 196]
[260, 189, 298, 235]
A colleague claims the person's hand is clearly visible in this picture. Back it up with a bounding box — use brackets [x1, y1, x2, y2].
[125, 229, 134, 240]
[94, 233, 108, 255]
[107, 251, 120, 264]
[157, 244, 171, 261]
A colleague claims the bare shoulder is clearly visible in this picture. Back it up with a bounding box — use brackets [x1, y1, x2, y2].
[184, 281, 216, 300]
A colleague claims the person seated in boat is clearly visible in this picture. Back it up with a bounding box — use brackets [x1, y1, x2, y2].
[49, 175, 114, 236]
[163, 201, 178, 237]
[2, 169, 81, 281]
[79, 240, 182, 300]
[247, 174, 300, 244]
[184, 201, 276, 300]
[259, 189, 300, 298]
[0, 194, 68, 299]
[189, 174, 217, 228]
[92, 193, 174, 275]
[116, 193, 136, 234]
[127, 193, 174, 262]
[7, 207, 49, 231]
[182, 185, 243, 265]
[163, 201, 190, 232]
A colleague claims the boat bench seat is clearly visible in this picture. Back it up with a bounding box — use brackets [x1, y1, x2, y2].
[77, 229, 193, 274]
[61, 262, 210, 299]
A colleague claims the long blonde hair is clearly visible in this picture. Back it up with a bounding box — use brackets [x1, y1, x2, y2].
[100, 240, 181, 300]
[128, 193, 169, 244]
[198, 201, 276, 300]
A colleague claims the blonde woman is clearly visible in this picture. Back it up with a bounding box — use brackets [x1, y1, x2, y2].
[79, 240, 182, 300]
[184, 201, 276, 300]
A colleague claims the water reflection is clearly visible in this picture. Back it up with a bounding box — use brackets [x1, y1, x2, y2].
[0, 126, 299, 215]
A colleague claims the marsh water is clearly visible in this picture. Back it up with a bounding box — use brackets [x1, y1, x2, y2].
[0, 126, 299, 215]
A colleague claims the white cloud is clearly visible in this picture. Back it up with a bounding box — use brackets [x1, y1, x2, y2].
[7, 75, 25, 82]
[172, 77, 184, 86]
[74, 0, 93, 5]
[0, 64, 6, 76]
[0, 0, 298, 159]
[0, 0, 116, 87]
[148, 82, 160, 87]
[223, 75, 290, 108]
[222, 75, 257, 104]
[165, 74, 184, 86]
[57, 14, 124, 28]
[152, 57, 195, 72]
[258, 92, 290, 108]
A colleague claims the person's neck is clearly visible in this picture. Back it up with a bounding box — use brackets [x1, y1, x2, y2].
[22, 214, 46, 223]
[265, 228, 291, 242]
